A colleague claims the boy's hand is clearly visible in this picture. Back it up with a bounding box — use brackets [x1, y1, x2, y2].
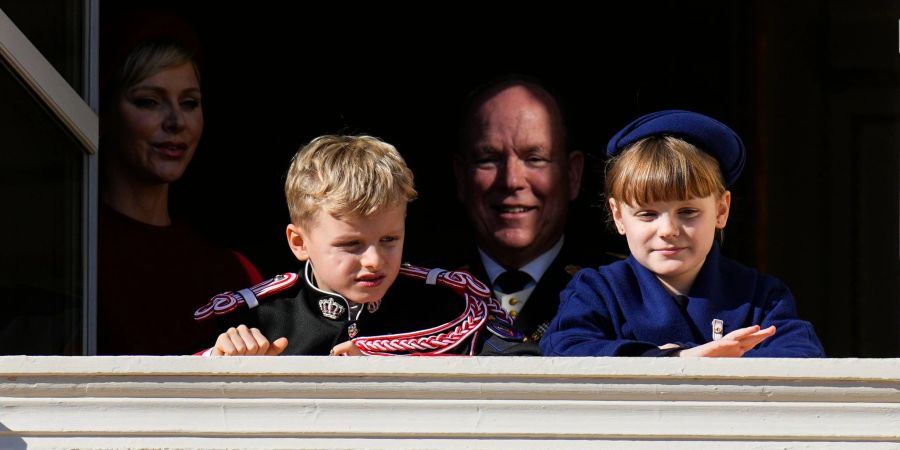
[679, 325, 776, 358]
[212, 324, 289, 356]
[330, 340, 364, 356]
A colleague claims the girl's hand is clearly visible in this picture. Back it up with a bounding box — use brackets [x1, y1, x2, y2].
[679, 325, 776, 357]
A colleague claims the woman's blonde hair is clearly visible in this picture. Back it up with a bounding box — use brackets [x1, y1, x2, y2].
[605, 135, 726, 207]
[112, 39, 199, 97]
[284, 135, 417, 226]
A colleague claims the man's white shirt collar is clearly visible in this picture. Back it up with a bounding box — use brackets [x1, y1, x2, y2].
[478, 236, 564, 287]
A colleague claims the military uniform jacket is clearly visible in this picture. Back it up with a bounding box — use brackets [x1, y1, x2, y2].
[539, 243, 825, 357]
[221, 266, 462, 356]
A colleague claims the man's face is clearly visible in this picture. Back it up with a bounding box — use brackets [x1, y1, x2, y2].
[455, 85, 583, 268]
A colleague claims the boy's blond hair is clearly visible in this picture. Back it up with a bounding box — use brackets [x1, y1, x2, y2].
[605, 135, 726, 207]
[285, 135, 417, 225]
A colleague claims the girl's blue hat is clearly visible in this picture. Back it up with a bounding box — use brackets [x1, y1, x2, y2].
[606, 110, 746, 186]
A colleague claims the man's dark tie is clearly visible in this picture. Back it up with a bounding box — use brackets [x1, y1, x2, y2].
[494, 270, 532, 294]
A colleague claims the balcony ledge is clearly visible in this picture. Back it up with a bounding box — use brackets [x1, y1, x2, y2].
[1, 356, 898, 449]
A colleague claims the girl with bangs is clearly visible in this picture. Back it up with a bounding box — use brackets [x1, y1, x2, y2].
[540, 110, 824, 357]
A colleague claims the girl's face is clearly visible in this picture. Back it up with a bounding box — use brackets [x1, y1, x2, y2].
[108, 62, 203, 185]
[609, 193, 730, 295]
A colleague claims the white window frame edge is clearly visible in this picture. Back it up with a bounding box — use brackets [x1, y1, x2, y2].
[83, 0, 99, 355]
[0, 8, 98, 153]
[0, 6, 99, 355]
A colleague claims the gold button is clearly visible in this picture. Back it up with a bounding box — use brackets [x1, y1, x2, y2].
[510, 310, 518, 317]
[509, 297, 519, 305]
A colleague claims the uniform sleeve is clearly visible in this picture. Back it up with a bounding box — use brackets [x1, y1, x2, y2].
[745, 285, 825, 358]
[539, 270, 664, 356]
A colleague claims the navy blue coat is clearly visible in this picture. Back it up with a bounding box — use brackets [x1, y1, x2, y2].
[540, 244, 825, 357]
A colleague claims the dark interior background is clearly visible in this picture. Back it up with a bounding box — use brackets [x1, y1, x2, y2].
[94, 1, 898, 357]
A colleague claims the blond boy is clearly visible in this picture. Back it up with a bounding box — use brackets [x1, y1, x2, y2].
[195, 135, 459, 356]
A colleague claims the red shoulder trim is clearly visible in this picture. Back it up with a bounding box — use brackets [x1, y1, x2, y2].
[193, 272, 299, 321]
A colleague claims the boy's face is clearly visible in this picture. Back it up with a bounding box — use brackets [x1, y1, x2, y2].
[287, 203, 406, 304]
[609, 193, 730, 294]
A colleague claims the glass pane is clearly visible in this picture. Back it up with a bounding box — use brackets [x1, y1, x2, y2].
[0, 0, 85, 95]
[0, 62, 84, 355]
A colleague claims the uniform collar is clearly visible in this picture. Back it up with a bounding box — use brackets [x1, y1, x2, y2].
[303, 261, 376, 321]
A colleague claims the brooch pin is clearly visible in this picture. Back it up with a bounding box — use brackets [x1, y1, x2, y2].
[319, 297, 346, 320]
[711, 318, 724, 341]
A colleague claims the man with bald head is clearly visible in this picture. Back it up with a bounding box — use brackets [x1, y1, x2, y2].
[454, 79, 613, 354]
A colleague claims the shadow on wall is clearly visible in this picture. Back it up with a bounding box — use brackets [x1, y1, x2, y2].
[0, 422, 27, 450]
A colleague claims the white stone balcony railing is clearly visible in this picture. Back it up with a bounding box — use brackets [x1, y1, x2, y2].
[1, 356, 898, 449]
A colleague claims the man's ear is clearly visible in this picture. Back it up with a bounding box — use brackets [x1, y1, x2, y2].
[608, 198, 626, 235]
[452, 153, 467, 202]
[286, 224, 310, 261]
[567, 150, 585, 201]
[716, 191, 732, 228]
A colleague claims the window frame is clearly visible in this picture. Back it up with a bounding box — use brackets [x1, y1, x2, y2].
[0, 4, 99, 355]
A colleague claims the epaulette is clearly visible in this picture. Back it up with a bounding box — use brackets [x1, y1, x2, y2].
[194, 273, 299, 321]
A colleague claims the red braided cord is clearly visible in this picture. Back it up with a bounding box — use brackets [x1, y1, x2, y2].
[354, 293, 487, 355]
[352, 265, 493, 356]
[195, 264, 508, 356]
[408, 264, 516, 327]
